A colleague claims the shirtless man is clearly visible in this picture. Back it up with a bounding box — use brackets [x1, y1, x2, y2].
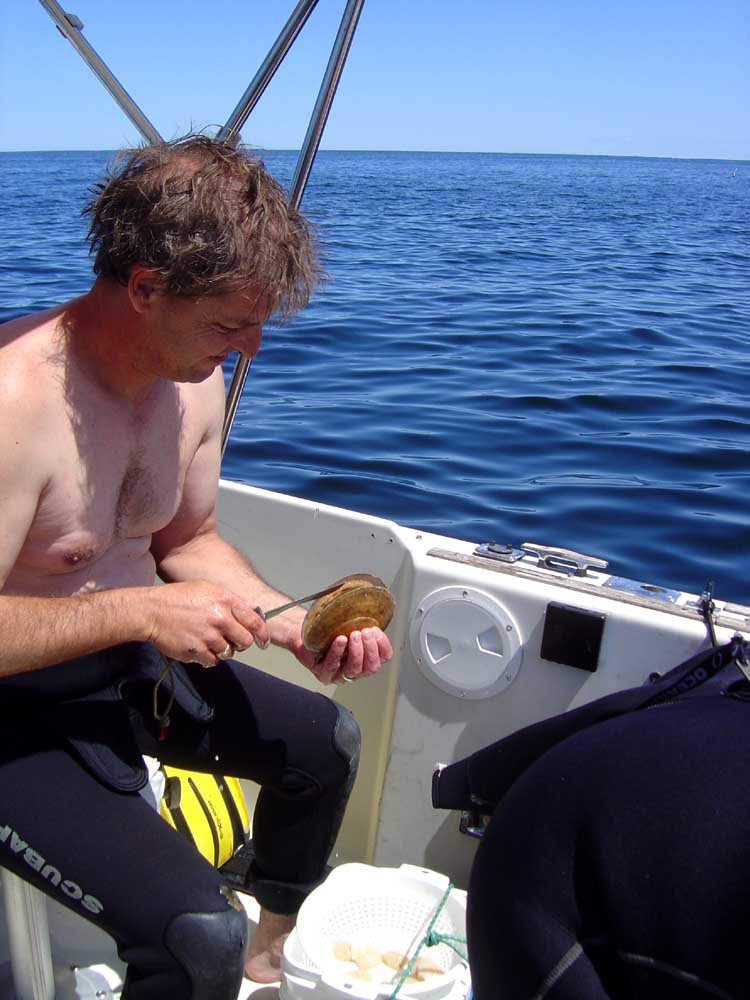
[0, 135, 392, 999]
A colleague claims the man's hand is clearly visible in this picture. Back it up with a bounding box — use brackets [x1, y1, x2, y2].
[145, 580, 270, 666]
[293, 627, 393, 686]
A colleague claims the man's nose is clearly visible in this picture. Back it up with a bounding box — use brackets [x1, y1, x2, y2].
[230, 328, 262, 357]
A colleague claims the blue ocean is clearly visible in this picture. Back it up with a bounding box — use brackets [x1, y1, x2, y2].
[1, 150, 748, 604]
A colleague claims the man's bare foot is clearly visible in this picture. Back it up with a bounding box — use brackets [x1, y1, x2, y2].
[244, 909, 296, 984]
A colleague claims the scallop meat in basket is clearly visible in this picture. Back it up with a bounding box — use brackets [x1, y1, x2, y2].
[293, 863, 468, 997]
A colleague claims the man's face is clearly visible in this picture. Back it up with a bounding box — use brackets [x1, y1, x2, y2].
[143, 286, 271, 384]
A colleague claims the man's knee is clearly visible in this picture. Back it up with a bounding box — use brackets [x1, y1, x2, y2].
[162, 896, 249, 1000]
[332, 702, 361, 787]
[275, 701, 361, 800]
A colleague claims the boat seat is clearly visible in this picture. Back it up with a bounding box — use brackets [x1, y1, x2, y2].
[0, 868, 55, 1000]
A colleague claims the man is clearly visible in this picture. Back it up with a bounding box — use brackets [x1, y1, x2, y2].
[0, 135, 392, 999]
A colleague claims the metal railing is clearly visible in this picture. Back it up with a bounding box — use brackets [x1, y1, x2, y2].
[37, 0, 162, 144]
[217, 0, 321, 146]
[221, 0, 365, 452]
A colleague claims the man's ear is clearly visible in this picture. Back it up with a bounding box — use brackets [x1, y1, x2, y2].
[128, 266, 166, 314]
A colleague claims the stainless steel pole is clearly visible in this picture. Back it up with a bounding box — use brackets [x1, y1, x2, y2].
[37, 0, 162, 145]
[221, 0, 366, 453]
[289, 0, 365, 208]
[218, 0, 321, 145]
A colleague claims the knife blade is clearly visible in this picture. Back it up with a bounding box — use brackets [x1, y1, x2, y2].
[255, 583, 341, 622]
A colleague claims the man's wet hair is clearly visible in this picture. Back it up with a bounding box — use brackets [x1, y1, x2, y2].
[84, 134, 321, 318]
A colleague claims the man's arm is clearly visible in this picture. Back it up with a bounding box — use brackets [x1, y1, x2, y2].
[151, 378, 392, 683]
[153, 498, 392, 685]
[0, 590, 157, 677]
[149, 377, 285, 650]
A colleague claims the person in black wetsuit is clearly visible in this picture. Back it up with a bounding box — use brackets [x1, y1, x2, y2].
[434, 640, 750, 998]
[0, 135, 392, 998]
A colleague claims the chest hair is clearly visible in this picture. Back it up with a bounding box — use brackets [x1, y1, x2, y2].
[114, 452, 156, 537]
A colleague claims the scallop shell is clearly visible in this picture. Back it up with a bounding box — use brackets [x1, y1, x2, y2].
[301, 573, 395, 655]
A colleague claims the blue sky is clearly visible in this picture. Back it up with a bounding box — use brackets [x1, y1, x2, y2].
[1, 0, 748, 159]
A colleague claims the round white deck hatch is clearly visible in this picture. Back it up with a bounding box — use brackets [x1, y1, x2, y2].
[409, 586, 523, 699]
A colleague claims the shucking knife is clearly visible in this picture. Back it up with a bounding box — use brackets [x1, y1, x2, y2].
[255, 583, 341, 622]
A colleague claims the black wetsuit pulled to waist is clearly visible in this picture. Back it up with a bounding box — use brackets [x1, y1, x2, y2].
[0, 643, 213, 791]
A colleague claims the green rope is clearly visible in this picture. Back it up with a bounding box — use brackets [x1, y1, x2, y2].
[425, 931, 468, 961]
[387, 882, 468, 998]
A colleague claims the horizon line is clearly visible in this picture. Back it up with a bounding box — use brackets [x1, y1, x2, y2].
[0, 146, 747, 164]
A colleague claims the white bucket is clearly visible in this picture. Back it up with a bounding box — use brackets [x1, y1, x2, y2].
[280, 864, 471, 1000]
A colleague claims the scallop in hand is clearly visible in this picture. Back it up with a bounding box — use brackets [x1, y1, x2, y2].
[301, 573, 395, 656]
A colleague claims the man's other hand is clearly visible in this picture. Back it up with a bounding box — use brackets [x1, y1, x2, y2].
[295, 627, 393, 686]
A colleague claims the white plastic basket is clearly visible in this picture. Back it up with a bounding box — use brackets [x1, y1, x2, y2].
[282, 863, 469, 1000]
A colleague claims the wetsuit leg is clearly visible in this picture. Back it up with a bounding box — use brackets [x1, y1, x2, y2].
[467, 696, 750, 999]
[0, 723, 248, 1000]
[134, 659, 361, 914]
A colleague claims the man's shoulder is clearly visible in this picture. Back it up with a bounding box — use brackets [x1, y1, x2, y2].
[1, 305, 64, 356]
[0, 312, 64, 431]
[1, 304, 65, 341]
[177, 366, 226, 437]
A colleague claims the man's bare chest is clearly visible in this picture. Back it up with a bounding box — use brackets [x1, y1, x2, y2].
[24, 391, 197, 574]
